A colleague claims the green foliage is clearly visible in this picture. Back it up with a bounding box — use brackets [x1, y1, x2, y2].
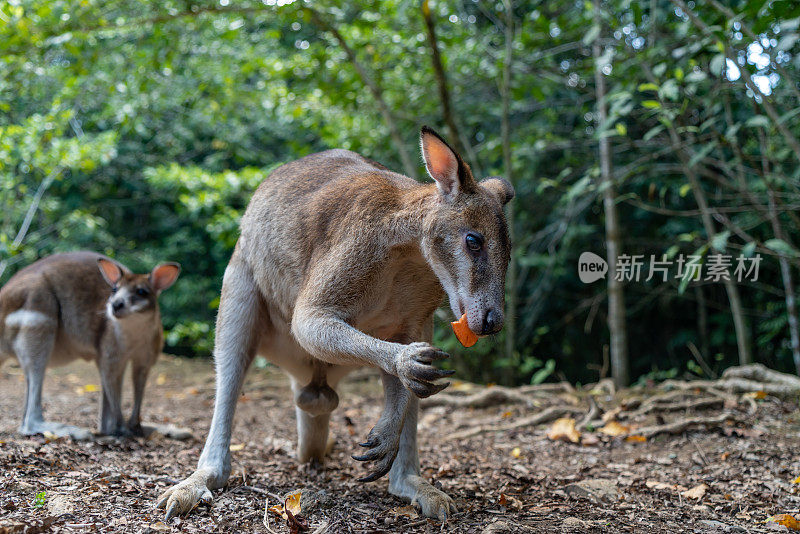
[3, 0, 800, 384]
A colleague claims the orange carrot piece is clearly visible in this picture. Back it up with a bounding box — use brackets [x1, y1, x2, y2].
[451, 313, 479, 347]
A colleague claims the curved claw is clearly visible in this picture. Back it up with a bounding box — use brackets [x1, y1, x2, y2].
[409, 365, 455, 382]
[357, 460, 393, 483]
[414, 349, 450, 363]
[165, 501, 179, 521]
[407, 379, 450, 398]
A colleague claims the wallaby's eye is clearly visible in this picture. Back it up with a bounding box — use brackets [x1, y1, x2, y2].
[136, 287, 150, 297]
[465, 233, 483, 253]
[111, 286, 118, 294]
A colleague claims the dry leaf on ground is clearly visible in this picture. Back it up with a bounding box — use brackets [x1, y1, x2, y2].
[600, 420, 630, 436]
[548, 417, 580, 443]
[681, 484, 708, 500]
[768, 514, 800, 530]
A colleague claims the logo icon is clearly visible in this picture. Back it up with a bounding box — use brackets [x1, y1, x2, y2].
[578, 252, 608, 283]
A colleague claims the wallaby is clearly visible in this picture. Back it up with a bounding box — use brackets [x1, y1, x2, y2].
[157, 126, 513, 521]
[0, 251, 180, 440]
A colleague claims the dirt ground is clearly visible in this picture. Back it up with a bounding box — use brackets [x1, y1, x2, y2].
[2, 356, 800, 533]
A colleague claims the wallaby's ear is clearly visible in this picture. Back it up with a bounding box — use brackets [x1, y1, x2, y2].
[420, 125, 475, 200]
[481, 176, 515, 205]
[97, 258, 123, 287]
[150, 263, 181, 293]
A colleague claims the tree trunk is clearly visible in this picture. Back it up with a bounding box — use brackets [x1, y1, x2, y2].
[593, 0, 629, 387]
[500, 0, 518, 384]
[307, 8, 418, 180]
[757, 127, 800, 373]
[420, 0, 477, 169]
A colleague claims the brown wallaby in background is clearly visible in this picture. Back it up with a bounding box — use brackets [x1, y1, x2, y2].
[0, 251, 180, 440]
[157, 126, 513, 521]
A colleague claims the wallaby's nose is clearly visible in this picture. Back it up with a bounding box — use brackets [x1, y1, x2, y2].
[112, 300, 124, 313]
[482, 309, 503, 335]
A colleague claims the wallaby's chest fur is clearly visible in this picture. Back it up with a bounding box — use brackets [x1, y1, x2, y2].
[239, 149, 443, 342]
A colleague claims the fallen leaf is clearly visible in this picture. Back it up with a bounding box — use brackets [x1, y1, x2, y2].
[793, 476, 800, 484]
[149, 521, 170, 532]
[742, 390, 766, 400]
[285, 490, 301, 516]
[599, 420, 630, 437]
[156, 373, 167, 385]
[510, 447, 522, 458]
[269, 502, 287, 520]
[625, 435, 647, 443]
[581, 434, 600, 446]
[768, 514, 800, 530]
[502, 410, 513, 419]
[681, 483, 708, 500]
[229, 443, 245, 451]
[547, 418, 580, 443]
[84, 384, 100, 392]
[498, 493, 523, 509]
[721, 452, 731, 461]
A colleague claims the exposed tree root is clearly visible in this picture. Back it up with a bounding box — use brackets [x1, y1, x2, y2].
[636, 412, 737, 438]
[656, 364, 800, 397]
[423, 387, 539, 409]
[722, 363, 800, 388]
[620, 396, 724, 420]
[448, 406, 583, 440]
[423, 382, 575, 409]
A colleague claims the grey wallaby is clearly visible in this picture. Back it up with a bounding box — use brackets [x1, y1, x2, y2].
[0, 251, 180, 439]
[157, 126, 513, 520]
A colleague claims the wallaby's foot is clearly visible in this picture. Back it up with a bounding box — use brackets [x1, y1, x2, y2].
[20, 421, 93, 441]
[389, 474, 457, 521]
[137, 422, 194, 441]
[156, 470, 213, 520]
[352, 411, 404, 482]
[395, 342, 454, 398]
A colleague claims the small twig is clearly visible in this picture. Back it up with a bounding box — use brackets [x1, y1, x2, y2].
[235, 485, 283, 502]
[263, 496, 277, 534]
[448, 406, 583, 440]
[578, 397, 600, 431]
[688, 436, 709, 466]
[687, 341, 717, 379]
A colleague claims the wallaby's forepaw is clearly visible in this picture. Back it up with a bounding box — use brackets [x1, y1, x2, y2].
[391, 474, 457, 521]
[156, 472, 213, 520]
[352, 414, 403, 482]
[396, 342, 454, 398]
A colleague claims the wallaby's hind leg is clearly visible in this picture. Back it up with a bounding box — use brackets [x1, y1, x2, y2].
[387, 394, 456, 520]
[387, 320, 455, 520]
[156, 255, 261, 519]
[14, 316, 92, 441]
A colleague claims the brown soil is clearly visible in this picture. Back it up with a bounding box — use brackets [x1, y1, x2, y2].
[2, 356, 800, 533]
